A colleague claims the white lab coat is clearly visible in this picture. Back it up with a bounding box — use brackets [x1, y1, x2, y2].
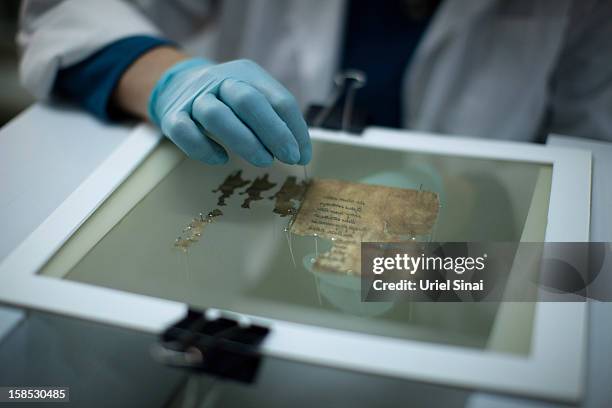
[17, 0, 612, 142]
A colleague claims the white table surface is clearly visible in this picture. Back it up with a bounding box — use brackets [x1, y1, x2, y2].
[1, 104, 610, 407]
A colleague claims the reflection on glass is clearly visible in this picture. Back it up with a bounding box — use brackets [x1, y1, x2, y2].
[40, 139, 551, 355]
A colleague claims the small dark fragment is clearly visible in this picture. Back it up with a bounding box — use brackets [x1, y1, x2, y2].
[241, 174, 276, 208]
[212, 170, 250, 206]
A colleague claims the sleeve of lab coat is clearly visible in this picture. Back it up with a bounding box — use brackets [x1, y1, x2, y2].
[17, 0, 162, 100]
[548, 0, 612, 142]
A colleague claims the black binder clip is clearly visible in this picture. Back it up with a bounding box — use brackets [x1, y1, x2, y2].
[152, 309, 270, 383]
[305, 70, 368, 135]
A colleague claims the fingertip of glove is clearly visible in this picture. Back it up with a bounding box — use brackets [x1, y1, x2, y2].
[297, 146, 312, 165]
[278, 145, 300, 164]
[207, 154, 229, 165]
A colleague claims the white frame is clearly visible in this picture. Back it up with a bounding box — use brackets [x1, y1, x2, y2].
[0, 124, 591, 403]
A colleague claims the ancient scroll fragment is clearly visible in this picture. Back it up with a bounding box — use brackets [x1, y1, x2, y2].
[290, 179, 439, 274]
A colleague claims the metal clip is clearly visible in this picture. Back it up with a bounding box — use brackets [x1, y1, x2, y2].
[307, 70, 367, 134]
[152, 309, 270, 383]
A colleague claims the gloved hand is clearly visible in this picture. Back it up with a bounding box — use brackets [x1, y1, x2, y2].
[148, 58, 311, 167]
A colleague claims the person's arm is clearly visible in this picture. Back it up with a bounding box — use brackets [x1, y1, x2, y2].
[112, 46, 189, 120]
[55, 41, 311, 166]
[20, 0, 312, 166]
[548, 0, 612, 141]
[52, 36, 176, 120]
[18, 0, 161, 99]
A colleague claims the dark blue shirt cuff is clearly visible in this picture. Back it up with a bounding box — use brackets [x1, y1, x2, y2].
[53, 35, 174, 121]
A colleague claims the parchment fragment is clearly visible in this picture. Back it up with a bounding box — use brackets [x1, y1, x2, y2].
[212, 170, 250, 206]
[174, 209, 224, 252]
[291, 179, 439, 274]
[270, 176, 308, 217]
[241, 174, 276, 208]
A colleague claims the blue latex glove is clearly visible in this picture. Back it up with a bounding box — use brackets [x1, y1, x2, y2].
[148, 58, 311, 166]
